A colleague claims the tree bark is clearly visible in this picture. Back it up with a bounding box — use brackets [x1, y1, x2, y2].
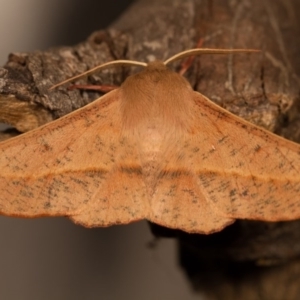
[1, 0, 300, 299]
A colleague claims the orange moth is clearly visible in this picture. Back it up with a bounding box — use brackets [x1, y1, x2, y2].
[0, 48, 300, 234]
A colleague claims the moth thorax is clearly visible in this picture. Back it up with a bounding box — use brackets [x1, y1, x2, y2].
[120, 65, 194, 132]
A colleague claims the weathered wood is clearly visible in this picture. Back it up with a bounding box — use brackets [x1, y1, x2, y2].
[1, 0, 300, 299]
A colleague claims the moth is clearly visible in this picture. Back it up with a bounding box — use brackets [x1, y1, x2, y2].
[0, 48, 299, 234]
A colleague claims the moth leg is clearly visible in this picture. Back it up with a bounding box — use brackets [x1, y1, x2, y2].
[68, 84, 118, 93]
[178, 38, 203, 75]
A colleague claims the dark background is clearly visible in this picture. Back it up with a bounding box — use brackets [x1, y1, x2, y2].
[0, 1, 200, 299]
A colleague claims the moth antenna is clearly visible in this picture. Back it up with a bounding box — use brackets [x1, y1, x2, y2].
[49, 60, 147, 90]
[164, 48, 260, 65]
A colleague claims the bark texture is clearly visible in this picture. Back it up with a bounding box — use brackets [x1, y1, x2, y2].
[1, 0, 300, 299]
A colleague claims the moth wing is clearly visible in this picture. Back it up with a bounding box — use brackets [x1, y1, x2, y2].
[148, 90, 300, 234]
[0, 90, 149, 227]
[148, 165, 234, 234]
[187, 91, 300, 222]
